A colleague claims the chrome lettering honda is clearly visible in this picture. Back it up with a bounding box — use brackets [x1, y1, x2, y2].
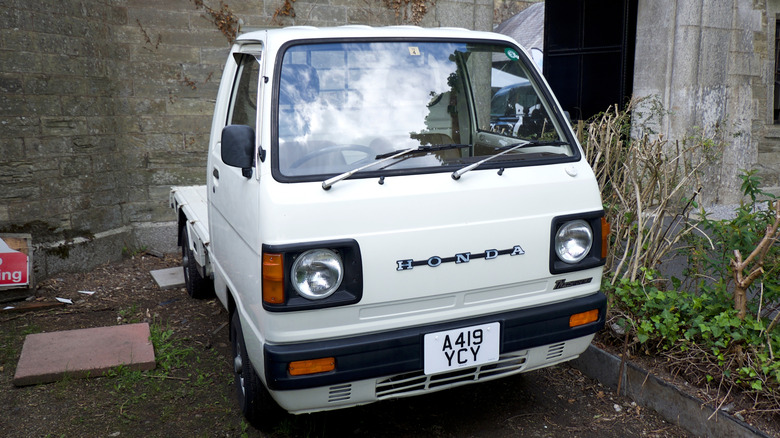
[397, 245, 525, 271]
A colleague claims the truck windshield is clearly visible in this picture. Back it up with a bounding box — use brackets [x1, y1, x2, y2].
[274, 40, 576, 180]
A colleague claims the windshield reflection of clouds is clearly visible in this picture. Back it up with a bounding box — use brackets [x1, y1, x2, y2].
[280, 43, 458, 149]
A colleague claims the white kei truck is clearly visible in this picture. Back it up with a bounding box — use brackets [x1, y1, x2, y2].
[170, 25, 608, 424]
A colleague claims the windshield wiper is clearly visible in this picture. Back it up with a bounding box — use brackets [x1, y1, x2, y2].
[322, 144, 471, 190]
[374, 143, 471, 160]
[451, 140, 569, 180]
[494, 140, 569, 151]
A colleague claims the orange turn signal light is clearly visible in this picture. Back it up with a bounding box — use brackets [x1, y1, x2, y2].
[569, 309, 599, 328]
[288, 357, 335, 376]
[601, 217, 610, 259]
[262, 253, 284, 304]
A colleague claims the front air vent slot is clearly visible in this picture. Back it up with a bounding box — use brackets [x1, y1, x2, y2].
[546, 342, 566, 360]
[328, 383, 352, 402]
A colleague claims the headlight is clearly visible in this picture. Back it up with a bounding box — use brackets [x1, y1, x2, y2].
[291, 249, 344, 300]
[554, 220, 593, 264]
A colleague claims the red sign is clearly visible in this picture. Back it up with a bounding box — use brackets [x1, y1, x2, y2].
[0, 238, 29, 287]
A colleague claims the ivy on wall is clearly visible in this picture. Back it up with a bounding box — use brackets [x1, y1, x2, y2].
[192, 0, 239, 43]
[383, 0, 433, 25]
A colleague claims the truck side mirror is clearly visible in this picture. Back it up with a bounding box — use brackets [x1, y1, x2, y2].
[222, 125, 255, 178]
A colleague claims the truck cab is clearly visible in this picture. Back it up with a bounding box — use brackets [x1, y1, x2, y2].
[172, 25, 607, 424]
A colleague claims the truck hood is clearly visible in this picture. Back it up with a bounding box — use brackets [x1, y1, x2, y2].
[260, 160, 601, 307]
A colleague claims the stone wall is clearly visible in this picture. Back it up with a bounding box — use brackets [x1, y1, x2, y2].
[0, 0, 493, 278]
[633, 0, 780, 205]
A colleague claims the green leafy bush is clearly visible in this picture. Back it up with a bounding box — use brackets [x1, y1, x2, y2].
[605, 172, 780, 414]
[584, 99, 780, 416]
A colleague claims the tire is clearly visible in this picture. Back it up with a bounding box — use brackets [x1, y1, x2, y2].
[181, 226, 214, 299]
[231, 310, 273, 427]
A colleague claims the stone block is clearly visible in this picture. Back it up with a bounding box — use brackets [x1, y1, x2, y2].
[35, 228, 129, 282]
[0, 74, 23, 94]
[701, 0, 733, 29]
[347, 5, 395, 25]
[0, 28, 38, 52]
[434, 2, 475, 29]
[41, 117, 87, 136]
[83, 3, 128, 25]
[199, 46, 231, 65]
[0, 138, 24, 161]
[24, 136, 72, 157]
[128, 8, 191, 30]
[26, 75, 86, 96]
[473, 4, 493, 31]
[115, 98, 167, 116]
[130, 44, 200, 64]
[86, 116, 120, 136]
[0, 7, 34, 32]
[135, 221, 177, 257]
[0, 94, 25, 117]
[672, 26, 704, 85]
[85, 76, 122, 97]
[0, 177, 39, 200]
[61, 96, 113, 117]
[675, 0, 704, 27]
[127, 0, 193, 11]
[698, 28, 730, 85]
[59, 155, 93, 177]
[157, 28, 228, 47]
[306, 4, 348, 23]
[31, 13, 93, 38]
[71, 205, 124, 231]
[3, 116, 39, 136]
[41, 54, 106, 78]
[0, 49, 42, 73]
[165, 96, 214, 116]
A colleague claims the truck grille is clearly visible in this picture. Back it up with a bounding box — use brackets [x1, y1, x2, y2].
[375, 352, 527, 399]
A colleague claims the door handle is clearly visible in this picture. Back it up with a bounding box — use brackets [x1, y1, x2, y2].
[212, 168, 220, 179]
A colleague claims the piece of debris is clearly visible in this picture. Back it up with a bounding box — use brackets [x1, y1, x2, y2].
[146, 249, 164, 258]
[1, 301, 66, 313]
[78, 290, 95, 295]
[150, 267, 185, 290]
[55, 297, 73, 304]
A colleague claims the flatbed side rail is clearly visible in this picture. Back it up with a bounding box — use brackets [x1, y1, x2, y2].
[170, 186, 211, 275]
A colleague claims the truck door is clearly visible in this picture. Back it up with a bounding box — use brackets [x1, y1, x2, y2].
[209, 51, 263, 295]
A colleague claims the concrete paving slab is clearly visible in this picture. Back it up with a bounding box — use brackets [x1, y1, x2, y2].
[151, 267, 184, 290]
[13, 323, 156, 386]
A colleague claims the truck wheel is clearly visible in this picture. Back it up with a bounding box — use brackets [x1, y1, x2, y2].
[231, 310, 272, 427]
[181, 226, 214, 299]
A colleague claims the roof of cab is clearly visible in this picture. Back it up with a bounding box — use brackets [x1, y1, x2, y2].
[235, 25, 517, 45]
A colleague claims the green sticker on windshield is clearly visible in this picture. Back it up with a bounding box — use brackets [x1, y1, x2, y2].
[505, 48, 520, 61]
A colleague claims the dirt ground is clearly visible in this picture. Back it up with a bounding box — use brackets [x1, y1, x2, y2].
[0, 253, 732, 437]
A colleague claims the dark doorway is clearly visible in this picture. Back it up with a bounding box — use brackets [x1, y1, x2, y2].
[543, 0, 638, 121]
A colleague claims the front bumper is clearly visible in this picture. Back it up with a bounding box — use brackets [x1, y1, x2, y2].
[264, 292, 606, 391]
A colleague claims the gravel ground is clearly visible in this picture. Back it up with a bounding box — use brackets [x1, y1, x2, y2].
[0, 253, 695, 437]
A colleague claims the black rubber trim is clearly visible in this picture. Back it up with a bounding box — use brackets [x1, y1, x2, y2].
[549, 211, 607, 274]
[263, 292, 606, 390]
[269, 37, 580, 184]
[262, 239, 363, 312]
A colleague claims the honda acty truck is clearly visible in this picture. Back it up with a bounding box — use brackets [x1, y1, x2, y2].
[170, 25, 608, 425]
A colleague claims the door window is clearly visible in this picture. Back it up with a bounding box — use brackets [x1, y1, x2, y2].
[228, 55, 260, 127]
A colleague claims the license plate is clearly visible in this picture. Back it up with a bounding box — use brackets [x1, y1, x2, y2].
[423, 322, 500, 375]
